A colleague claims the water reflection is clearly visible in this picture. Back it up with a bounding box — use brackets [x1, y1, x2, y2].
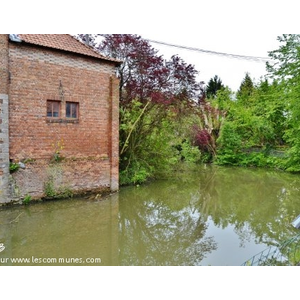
[195, 166, 300, 245]
[119, 185, 217, 265]
[118, 165, 300, 265]
[1, 165, 300, 266]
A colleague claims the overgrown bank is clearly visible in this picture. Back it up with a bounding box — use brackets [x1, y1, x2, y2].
[80, 34, 300, 185]
[214, 35, 300, 173]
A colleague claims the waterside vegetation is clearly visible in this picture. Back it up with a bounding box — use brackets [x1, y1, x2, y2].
[80, 34, 300, 185]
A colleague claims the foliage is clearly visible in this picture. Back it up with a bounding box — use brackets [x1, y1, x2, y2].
[97, 34, 201, 107]
[51, 139, 64, 163]
[236, 72, 254, 102]
[58, 186, 74, 199]
[266, 34, 300, 84]
[214, 67, 288, 169]
[267, 34, 300, 172]
[9, 162, 19, 173]
[119, 100, 195, 185]
[44, 176, 73, 199]
[89, 34, 203, 185]
[215, 121, 244, 165]
[190, 87, 233, 161]
[178, 140, 202, 164]
[77, 34, 300, 177]
[192, 126, 212, 153]
[44, 176, 56, 198]
[205, 75, 225, 99]
[22, 194, 32, 205]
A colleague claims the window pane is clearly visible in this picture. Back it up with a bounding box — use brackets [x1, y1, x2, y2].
[66, 103, 71, 117]
[53, 102, 59, 111]
[66, 102, 78, 118]
[71, 104, 77, 118]
[47, 100, 60, 117]
[47, 102, 53, 117]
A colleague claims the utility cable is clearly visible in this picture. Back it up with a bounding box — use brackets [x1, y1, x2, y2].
[146, 39, 270, 62]
[97, 34, 270, 62]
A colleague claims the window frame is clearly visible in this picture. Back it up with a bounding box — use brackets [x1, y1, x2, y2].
[66, 101, 79, 119]
[46, 100, 61, 118]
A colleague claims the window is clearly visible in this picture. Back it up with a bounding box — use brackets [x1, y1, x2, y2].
[66, 102, 79, 119]
[47, 100, 60, 118]
[46, 100, 79, 123]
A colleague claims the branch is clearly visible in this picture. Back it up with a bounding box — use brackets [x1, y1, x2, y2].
[120, 101, 151, 155]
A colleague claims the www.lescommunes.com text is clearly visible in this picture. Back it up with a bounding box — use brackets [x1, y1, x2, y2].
[1, 256, 101, 264]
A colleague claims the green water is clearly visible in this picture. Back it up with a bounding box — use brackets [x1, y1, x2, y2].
[1, 165, 300, 266]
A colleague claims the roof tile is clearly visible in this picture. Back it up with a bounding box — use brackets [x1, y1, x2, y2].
[14, 34, 120, 64]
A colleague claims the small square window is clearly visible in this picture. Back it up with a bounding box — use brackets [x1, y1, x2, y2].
[66, 102, 79, 119]
[47, 100, 60, 118]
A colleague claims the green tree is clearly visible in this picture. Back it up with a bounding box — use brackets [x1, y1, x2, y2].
[236, 72, 254, 103]
[266, 34, 300, 84]
[206, 75, 225, 99]
[252, 79, 286, 146]
[215, 77, 286, 167]
[216, 121, 243, 165]
[267, 34, 300, 171]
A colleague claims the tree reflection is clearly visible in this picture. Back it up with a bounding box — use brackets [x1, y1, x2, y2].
[118, 182, 217, 266]
[192, 165, 300, 247]
[2, 165, 300, 266]
[118, 165, 300, 265]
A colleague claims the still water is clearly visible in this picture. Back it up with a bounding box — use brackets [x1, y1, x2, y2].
[1, 165, 300, 266]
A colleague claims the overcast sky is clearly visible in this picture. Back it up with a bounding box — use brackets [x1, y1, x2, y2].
[2, 1, 290, 93]
[139, 33, 281, 92]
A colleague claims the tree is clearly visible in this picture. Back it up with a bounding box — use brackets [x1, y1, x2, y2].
[215, 75, 287, 168]
[97, 34, 200, 108]
[83, 34, 203, 183]
[267, 34, 300, 171]
[236, 72, 254, 102]
[266, 34, 300, 84]
[206, 75, 224, 99]
[99, 34, 168, 105]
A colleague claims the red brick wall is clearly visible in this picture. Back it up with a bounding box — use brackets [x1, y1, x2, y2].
[8, 41, 119, 200]
[109, 77, 120, 191]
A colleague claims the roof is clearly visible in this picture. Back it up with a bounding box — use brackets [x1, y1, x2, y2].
[9, 34, 121, 64]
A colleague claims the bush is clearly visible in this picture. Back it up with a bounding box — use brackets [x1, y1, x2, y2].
[119, 101, 204, 185]
[180, 140, 202, 163]
[120, 163, 152, 186]
[215, 121, 243, 165]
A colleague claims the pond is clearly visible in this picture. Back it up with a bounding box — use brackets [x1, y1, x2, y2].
[1, 165, 300, 266]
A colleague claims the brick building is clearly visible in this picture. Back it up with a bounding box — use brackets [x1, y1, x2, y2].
[0, 34, 121, 204]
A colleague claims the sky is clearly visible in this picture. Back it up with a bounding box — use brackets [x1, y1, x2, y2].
[1, 2, 289, 93]
[90, 33, 281, 92]
[139, 33, 281, 92]
[90, 32, 282, 92]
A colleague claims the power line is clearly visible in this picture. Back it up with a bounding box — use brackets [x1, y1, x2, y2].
[146, 38, 270, 62]
[97, 34, 270, 62]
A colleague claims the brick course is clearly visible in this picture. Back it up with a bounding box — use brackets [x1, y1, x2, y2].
[0, 34, 120, 203]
